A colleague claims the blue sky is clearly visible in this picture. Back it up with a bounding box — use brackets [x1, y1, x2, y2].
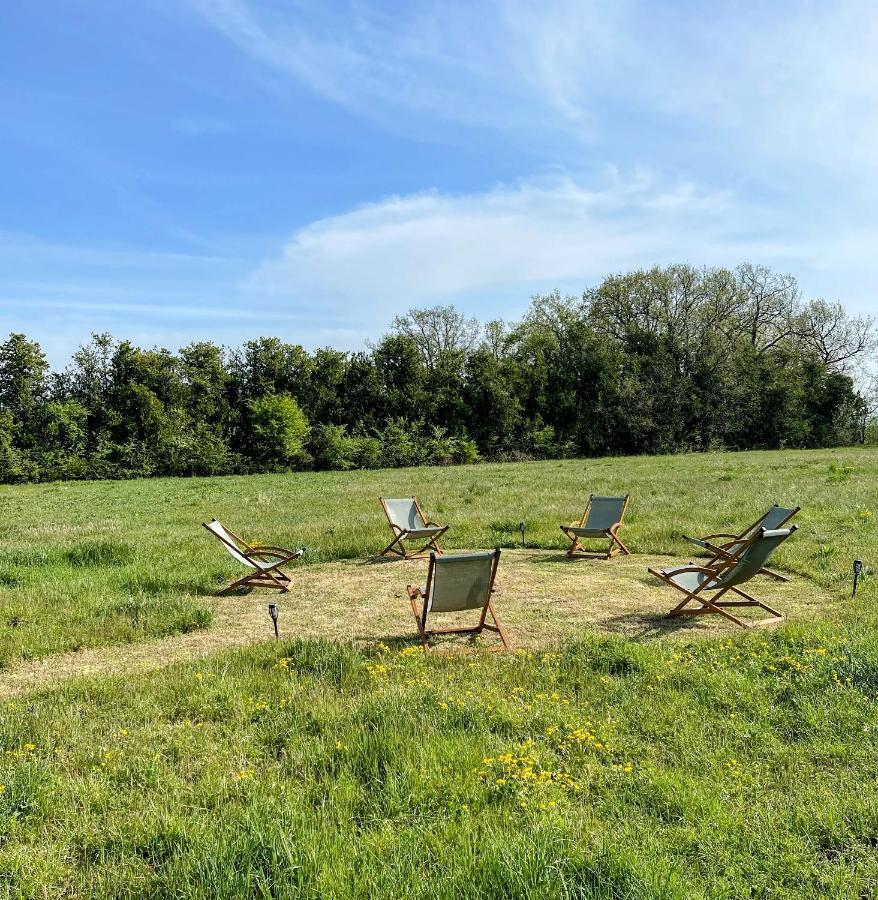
[2, 0, 876, 364]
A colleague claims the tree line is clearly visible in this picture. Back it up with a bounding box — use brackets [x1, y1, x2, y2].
[1, 263, 875, 484]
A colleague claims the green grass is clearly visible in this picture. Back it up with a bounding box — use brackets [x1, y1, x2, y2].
[0, 447, 876, 666]
[0, 447, 877, 897]
[2, 631, 878, 898]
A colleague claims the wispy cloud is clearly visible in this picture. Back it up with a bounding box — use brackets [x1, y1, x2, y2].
[5, 164, 876, 366]
[185, 0, 878, 178]
[183, 0, 629, 142]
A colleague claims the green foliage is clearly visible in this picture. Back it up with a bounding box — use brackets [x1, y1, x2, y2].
[249, 394, 309, 468]
[308, 423, 358, 470]
[0, 263, 873, 483]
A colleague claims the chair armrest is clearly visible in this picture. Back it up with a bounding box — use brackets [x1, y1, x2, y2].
[702, 532, 738, 541]
[669, 565, 717, 575]
[699, 540, 735, 557]
[247, 548, 304, 565]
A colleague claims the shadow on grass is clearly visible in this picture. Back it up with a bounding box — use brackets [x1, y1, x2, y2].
[598, 610, 718, 640]
[360, 630, 510, 654]
[119, 576, 220, 598]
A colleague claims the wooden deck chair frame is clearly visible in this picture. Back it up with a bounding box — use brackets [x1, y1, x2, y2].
[203, 519, 304, 594]
[379, 496, 449, 559]
[647, 527, 796, 629]
[682, 504, 800, 582]
[406, 549, 509, 653]
[560, 494, 630, 559]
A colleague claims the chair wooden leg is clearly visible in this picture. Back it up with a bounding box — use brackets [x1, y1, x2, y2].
[217, 572, 254, 595]
[611, 531, 631, 556]
[650, 571, 749, 628]
[485, 599, 511, 651]
[759, 567, 788, 582]
[217, 567, 292, 595]
[381, 535, 406, 558]
[407, 588, 430, 652]
[728, 586, 784, 620]
[262, 568, 291, 593]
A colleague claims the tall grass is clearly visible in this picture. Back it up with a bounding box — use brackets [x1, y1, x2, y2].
[1, 629, 877, 897]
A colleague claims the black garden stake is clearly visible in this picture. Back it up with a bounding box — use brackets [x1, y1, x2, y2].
[268, 603, 279, 640]
[518, 522, 526, 547]
[852, 560, 863, 598]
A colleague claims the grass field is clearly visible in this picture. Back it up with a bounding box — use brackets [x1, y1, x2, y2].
[1, 447, 875, 666]
[1, 447, 877, 897]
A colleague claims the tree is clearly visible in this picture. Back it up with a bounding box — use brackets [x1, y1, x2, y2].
[372, 334, 426, 418]
[179, 341, 230, 426]
[390, 305, 480, 371]
[249, 394, 309, 468]
[795, 299, 876, 372]
[0, 333, 49, 443]
[733, 263, 799, 353]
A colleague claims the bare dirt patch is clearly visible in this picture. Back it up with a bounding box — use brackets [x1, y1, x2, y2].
[0, 550, 833, 698]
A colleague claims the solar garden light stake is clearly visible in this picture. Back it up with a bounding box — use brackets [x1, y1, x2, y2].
[268, 603, 279, 640]
[519, 521, 526, 548]
[852, 560, 863, 598]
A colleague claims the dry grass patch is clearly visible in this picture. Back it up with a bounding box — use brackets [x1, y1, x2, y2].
[0, 550, 833, 698]
[281, 549, 833, 646]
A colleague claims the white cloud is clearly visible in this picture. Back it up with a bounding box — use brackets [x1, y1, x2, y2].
[249, 170, 764, 318]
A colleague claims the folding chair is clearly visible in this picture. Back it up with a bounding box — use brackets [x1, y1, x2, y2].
[682, 504, 799, 581]
[560, 494, 630, 558]
[648, 525, 798, 629]
[379, 497, 449, 559]
[406, 549, 509, 653]
[203, 519, 304, 594]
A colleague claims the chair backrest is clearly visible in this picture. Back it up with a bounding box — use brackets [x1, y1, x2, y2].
[383, 498, 425, 532]
[749, 504, 799, 536]
[584, 495, 629, 531]
[715, 526, 797, 588]
[427, 550, 500, 613]
[203, 519, 255, 569]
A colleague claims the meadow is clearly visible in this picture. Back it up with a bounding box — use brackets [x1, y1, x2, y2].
[1, 447, 877, 897]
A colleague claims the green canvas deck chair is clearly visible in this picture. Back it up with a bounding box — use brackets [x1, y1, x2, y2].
[682, 504, 799, 581]
[406, 549, 509, 653]
[380, 497, 449, 559]
[560, 494, 630, 558]
[203, 519, 304, 594]
[648, 525, 798, 629]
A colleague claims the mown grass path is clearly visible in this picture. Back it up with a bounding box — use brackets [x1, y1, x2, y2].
[0, 551, 831, 699]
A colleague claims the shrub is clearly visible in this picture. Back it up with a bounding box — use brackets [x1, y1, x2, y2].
[424, 427, 458, 466]
[349, 435, 382, 469]
[249, 394, 309, 469]
[377, 419, 424, 468]
[454, 438, 480, 465]
[308, 423, 356, 471]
